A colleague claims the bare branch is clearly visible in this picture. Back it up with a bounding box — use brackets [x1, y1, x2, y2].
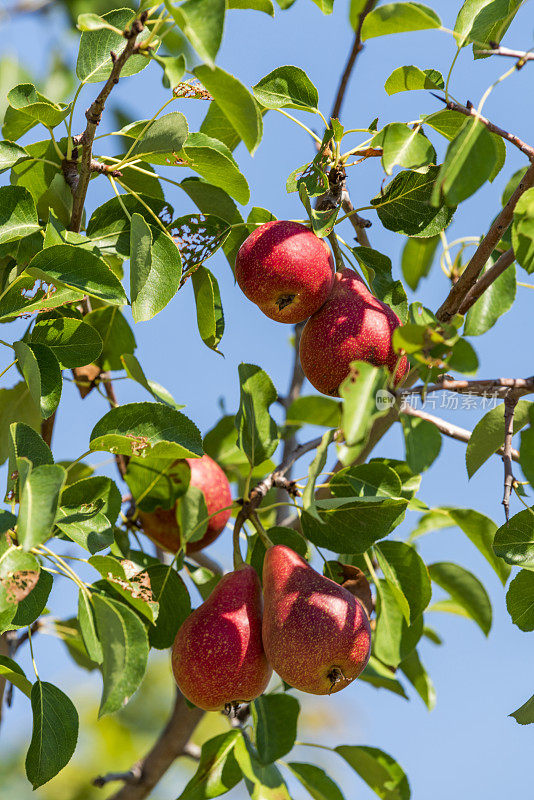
[430, 94, 534, 160]
[476, 45, 534, 65]
[400, 376, 534, 400]
[401, 404, 520, 462]
[502, 394, 518, 520]
[41, 409, 56, 448]
[104, 691, 204, 800]
[330, 0, 379, 121]
[458, 248, 515, 315]
[436, 160, 534, 322]
[102, 376, 128, 479]
[68, 12, 148, 232]
[341, 193, 372, 247]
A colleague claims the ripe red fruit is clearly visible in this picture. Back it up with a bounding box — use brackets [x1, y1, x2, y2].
[138, 454, 232, 554]
[262, 545, 371, 695]
[172, 564, 272, 711]
[299, 268, 409, 396]
[235, 220, 335, 323]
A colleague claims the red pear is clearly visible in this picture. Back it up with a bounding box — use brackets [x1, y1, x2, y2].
[262, 545, 371, 695]
[138, 454, 232, 554]
[172, 564, 272, 711]
[235, 221, 335, 323]
[299, 268, 409, 396]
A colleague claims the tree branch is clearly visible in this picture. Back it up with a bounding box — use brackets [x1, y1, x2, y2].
[330, 0, 378, 121]
[102, 377, 128, 479]
[476, 45, 534, 65]
[400, 376, 534, 400]
[436, 160, 534, 322]
[400, 404, 520, 462]
[502, 393, 518, 520]
[430, 94, 534, 160]
[68, 12, 148, 232]
[0, 633, 10, 728]
[102, 690, 204, 800]
[458, 247, 515, 314]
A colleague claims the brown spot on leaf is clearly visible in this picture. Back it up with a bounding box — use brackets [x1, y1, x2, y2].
[3, 569, 39, 604]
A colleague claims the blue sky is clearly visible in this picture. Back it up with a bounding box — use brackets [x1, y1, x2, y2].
[1, 1, 532, 797]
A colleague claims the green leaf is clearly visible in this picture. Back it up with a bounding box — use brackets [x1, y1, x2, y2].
[384, 66, 444, 95]
[0, 140, 29, 172]
[90, 402, 203, 459]
[0, 655, 32, 697]
[6, 422, 53, 502]
[506, 569, 534, 631]
[152, 53, 186, 89]
[399, 648, 436, 710]
[340, 362, 390, 448]
[361, 2, 440, 40]
[12, 568, 53, 626]
[235, 363, 279, 467]
[89, 557, 158, 623]
[180, 177, 246, 269]
[352, 247, 408, 322]
[287, 763, 346, 800]
[510, 693, 534, 725]
[7, 83, 70, 129]
[512, 187, 534, 273]
[335, 744, 410, 800]
[56, 476, 121, 553]
[286, 395, 340, 428]
[25, 681, 78, 788]
[31, 315, 103, 368]
[235, 735, 290, 799]
[0, 275, 84, 322]
[147, 565, 191, 649]
[374, 579, 423, 667]
[464, 259, 516, 334]
[194, 64, 263, 155]
[130, 215, 182, 322]
[77, 11, 121, 31]
[179, 485, 208, 545]
[432, 119, 498, 206]
[401, 235, 439, 290]
[0, 382, 41, 466]
[0, 185, 40, 244]
[466, 400, 531, 477]
[375, 541, 431, 624]
[331, 463, 403, 501]
[200, 102, 243, 152]
[165, 0, 225, 67]
[181, 132, 250, 204]
[301, 496, 408, 554]
[429, 561, 491, 635]
[228, 0, 274, 12]
[28, 244, 127, 305]
[371, 123, 435, 175]
[122, 354, 183, 409]
[520, 421, 534, 487]
[78, 590, 103, 664]
[253, 65, 318, 112]
[124, 112, 189, 164]
[359, 656, 409, 698]
[303, 429, 336, 520]
[87, 193, 171, 256]
[85, 306, 136, 371]
[298, 181, 338, 237]
[17, 464, 66, 550]
[493, 508, 534, 567]
[414, 507, 509, 583]
[0, 545, 40, 614]
[252, 693, 300, 764]
[454, 0, 522, 52]
[401, 414, 441, 473]
[178, 730, 242, 799]
[13, 342, 62, 420]
[371, 166, 455, 238]
[192, 266, 225, 353]
[125, 455, 190, 512]
[92, 591, 149, 715]
[76, 8, 152, 83]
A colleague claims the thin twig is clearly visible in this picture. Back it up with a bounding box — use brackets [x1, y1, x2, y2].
[476, 45, 534, 65]
[41, 410, 56, 448]
[68, 12, 148, 232]
[330, 0, 378, 121]
[458, 248, 515, 314]
[430, 95, 534, 160]
[102, 377, 128, 479]
[341, 193, 372, 247]
[502, 393, 518, 521]
[401, 404, 520, 462]
[436, 160, 534, 322]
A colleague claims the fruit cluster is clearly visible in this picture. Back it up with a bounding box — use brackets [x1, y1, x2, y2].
[140, 456, 371, 711]
[235, 220, 409, 395]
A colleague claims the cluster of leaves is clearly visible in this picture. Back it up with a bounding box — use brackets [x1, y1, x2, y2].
[1, 0, 534, 797]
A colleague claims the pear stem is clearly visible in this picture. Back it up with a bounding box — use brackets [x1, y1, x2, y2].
[249, 513, 274, 549]
[232, 516, 245, 568]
